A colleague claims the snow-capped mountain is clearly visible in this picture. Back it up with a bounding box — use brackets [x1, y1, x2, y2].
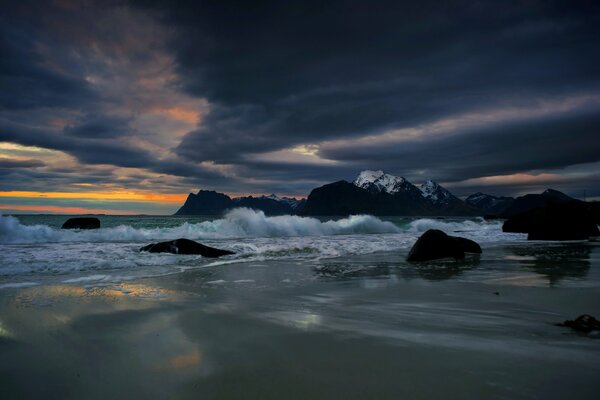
[303, 172, 478, 216]
[353, 170, 407, 194]
[344, 170, 477, 214]
[419, 180, 457, 206]
[353, 170, 424, 200]
[352, 171, 458, 205]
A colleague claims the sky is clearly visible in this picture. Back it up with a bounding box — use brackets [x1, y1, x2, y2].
[0, 0, 599, 214]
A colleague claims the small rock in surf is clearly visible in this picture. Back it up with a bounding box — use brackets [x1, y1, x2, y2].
[61, 217, 101, 229]
[140, 238, 234, 257]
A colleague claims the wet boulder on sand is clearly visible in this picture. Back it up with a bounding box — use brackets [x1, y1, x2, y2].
[407, 229, 482, 262]
[140, 238, 234, 257]
[61, 217, 101, 229]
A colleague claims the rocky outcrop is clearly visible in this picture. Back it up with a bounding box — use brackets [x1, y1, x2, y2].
[234, 196, 298, 215]
[420, 180, 477, 214]
[500, 189, 573, 217]
[301, 180, 416, 216]
[61, 217, 101, 229]
[174, 190, 304, 215]
[140, 238, 234, 257]
[502, 201, 600, 240]
[301, 179, 477, 217]
[407, 229, 482, 262]
[174, 190, 234, 215]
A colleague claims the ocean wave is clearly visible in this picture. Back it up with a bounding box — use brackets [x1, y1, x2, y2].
[407, 217, 503, 234]
[0, 208, 401, 244]
[405, 217, 512, 243]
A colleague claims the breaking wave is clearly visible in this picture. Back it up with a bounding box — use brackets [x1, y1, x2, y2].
[406, 218, 503, 234]
[0, 208, 401, 244]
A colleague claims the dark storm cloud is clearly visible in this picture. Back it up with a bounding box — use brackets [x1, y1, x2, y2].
[138, 0, 600, 167]
[0, 118, 225, 183]
[0, 7, 94, 110]
[319, 109, 600, 182]
[449, 173, 600, 199]
[0, 119, 154, 168]
[0, 168, 102, 191]
[64, 115, 131, 138]
[1, 0, 599, 199]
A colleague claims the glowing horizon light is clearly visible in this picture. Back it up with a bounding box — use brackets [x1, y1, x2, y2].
[0, 191, 188, 203]
[0, 204, 145, 215]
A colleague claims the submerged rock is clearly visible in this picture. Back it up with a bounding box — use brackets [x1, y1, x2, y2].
[558, 314, 600, 335]
[503, 201, 599, 240]
[61, 217, 101, 229]
[140, 238, 234, 257]
[407, 229, 482, 262]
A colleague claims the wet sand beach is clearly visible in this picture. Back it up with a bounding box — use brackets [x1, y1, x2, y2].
[1, 242, 599, 400]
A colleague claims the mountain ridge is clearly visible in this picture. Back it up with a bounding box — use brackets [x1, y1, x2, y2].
[173, 170, 576, 217]
[174, 190, 305, 216]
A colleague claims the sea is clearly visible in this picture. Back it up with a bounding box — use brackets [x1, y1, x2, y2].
[1, 209, 599, 399]
[0, 209, 525, 288]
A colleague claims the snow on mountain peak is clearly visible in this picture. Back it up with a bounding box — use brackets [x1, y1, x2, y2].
[353, 170, 409, 194]
[419, 180, 453, 204]
[466, 192, 488, 202]
[354, 170, 385, 186]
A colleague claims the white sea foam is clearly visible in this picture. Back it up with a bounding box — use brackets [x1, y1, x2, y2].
[0, 209, 400, 244]
[0, 214, 58, 243]
[406, 218, 519, 243]
[62, 274, 113, 283]
[0, 211, 527, 286]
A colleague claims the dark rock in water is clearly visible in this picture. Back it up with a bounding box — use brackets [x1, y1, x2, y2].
[140, 238, 234, 257]
[407, 229, 482, 262]
[502, 201, 599, 240]
[588, 201, 600, 226]
[558, 314, 600, 334]
[61, 217, 100, 229]
[455, 236, 482, 254]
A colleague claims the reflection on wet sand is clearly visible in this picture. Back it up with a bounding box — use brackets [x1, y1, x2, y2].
[314, 262, 391, 278]
[315, 256, 480, 282]
[507, 244, 591, 286]
[11, 283, 178, 306]
[163, 349, 203, 370]
[407, 257, 480, 282]
[1, 243, 599, 400]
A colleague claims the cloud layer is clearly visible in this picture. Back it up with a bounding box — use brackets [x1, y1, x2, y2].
[1, 0, 599, 213]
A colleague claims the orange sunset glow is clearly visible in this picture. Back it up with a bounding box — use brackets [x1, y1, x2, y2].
[0, 191, 188, 203]
[0, 205, 142, 215]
